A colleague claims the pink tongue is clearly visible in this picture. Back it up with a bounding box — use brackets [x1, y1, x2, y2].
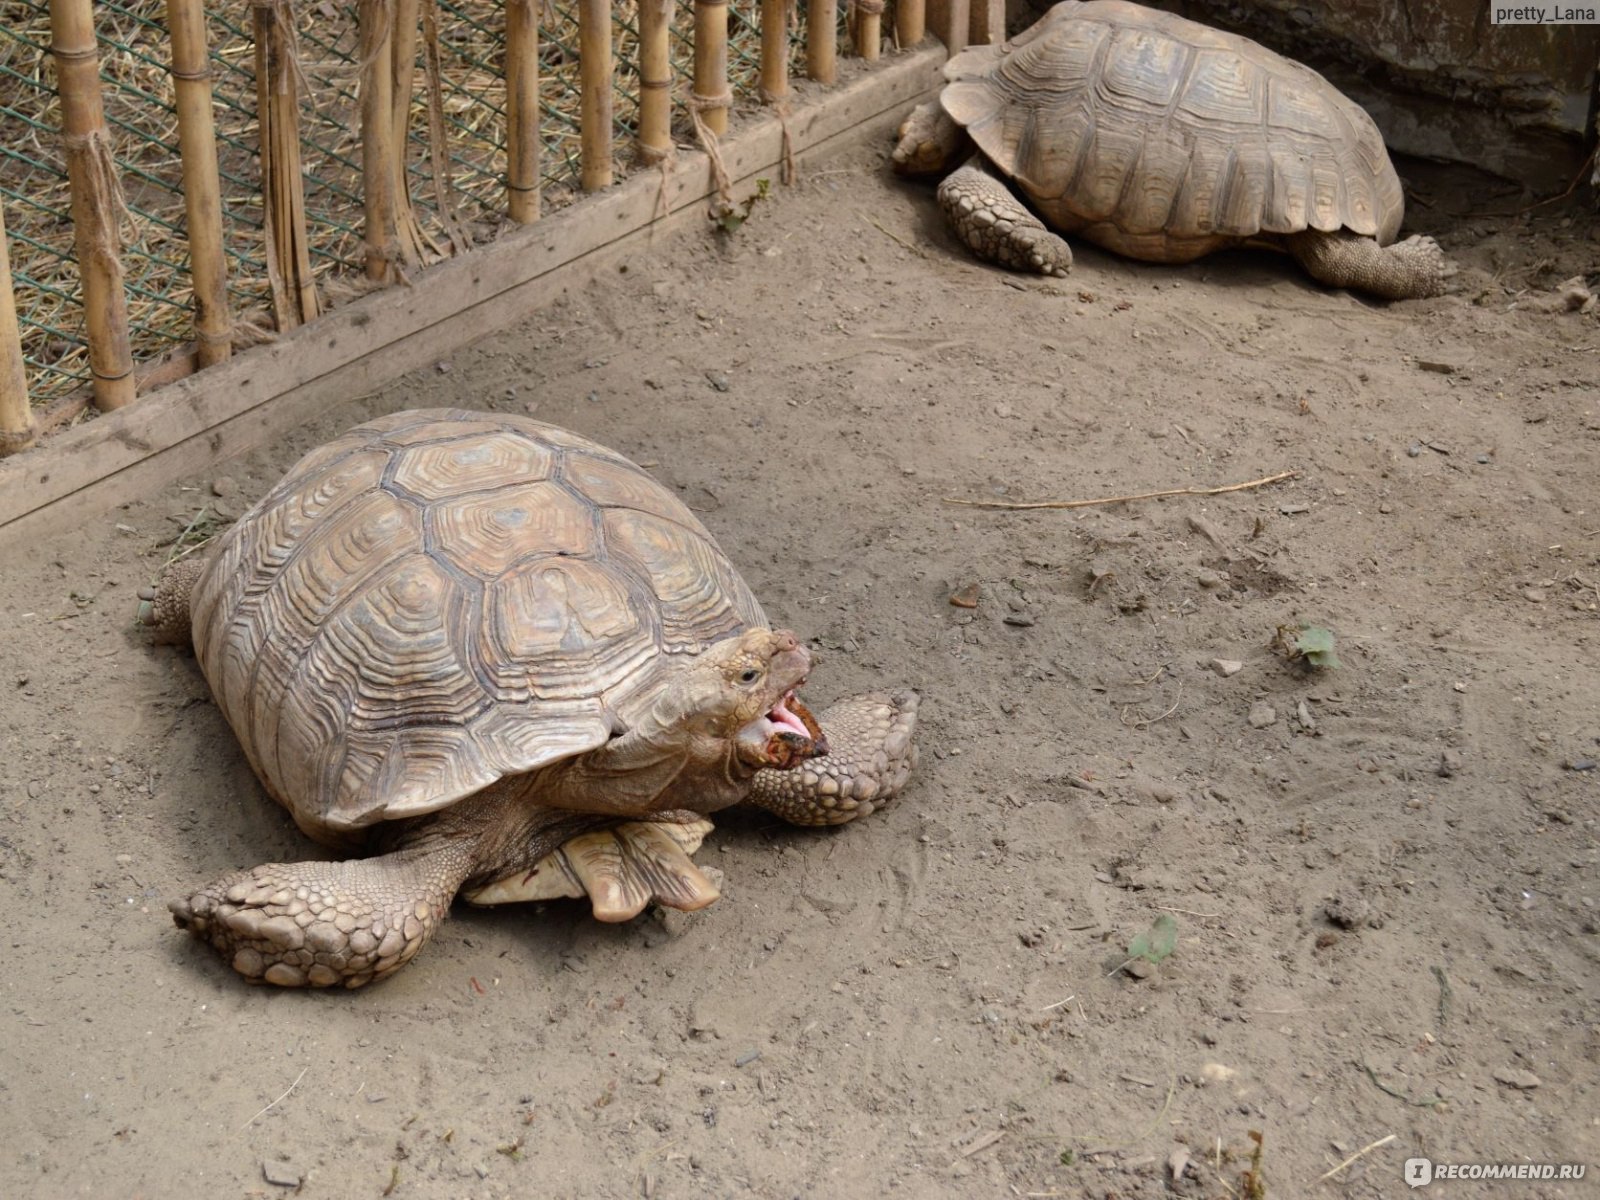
[770, 695, 810, 738]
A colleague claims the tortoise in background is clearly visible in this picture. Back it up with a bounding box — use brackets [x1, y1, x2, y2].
[893, 0, 1448, 300]
[142, 409, 918, 987]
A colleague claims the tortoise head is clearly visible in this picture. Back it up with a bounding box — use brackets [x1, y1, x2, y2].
[891, 102, 967, 176]
[677, 627, 827, 770]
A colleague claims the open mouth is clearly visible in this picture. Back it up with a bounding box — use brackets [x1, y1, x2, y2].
[742, 688, 827, 765]
[767, 690, 814, 740]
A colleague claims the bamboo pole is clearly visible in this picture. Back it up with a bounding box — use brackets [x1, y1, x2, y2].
[48, 0, 135, 412]
[388, 0, 433, 264]
[359, 0, 403, 282]
[166, 0, 231, 368]
[505, 0, 542, 216]
[253, 0, 318, 327]
[856, 0, 884, 60]
[968, 0, 1002, 45]
[694, 0, 731, 136]
[636, 0, 672, 164]
[807, 0, 836, 84]
[758, 0, 788, 102]
[0, 200, 35, 456]
[896, 0, 925, 47]
[927, 0, 967, 52]
[578, 0, 612, 189]
[420, 0, 470, 253]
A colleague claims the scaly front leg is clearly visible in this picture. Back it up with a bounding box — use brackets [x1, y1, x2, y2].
[938, 159, 1072, 278]
[747, 690, 920, 826]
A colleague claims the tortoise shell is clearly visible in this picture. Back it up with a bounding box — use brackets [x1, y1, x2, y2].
[189, 409, 764, 842]
[941, 0, 1405, 262]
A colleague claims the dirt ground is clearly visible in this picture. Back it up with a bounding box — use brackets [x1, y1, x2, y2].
[3, 125, 1599, 1199]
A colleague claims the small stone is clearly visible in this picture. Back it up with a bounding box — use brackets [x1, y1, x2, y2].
[1439, 749, 1464, 777]
[434, 360, 451, 373]
[262, 1161, 302, 1188]
[1123, 959, 1155, 980]
[1168, 1145, 1191, 1182]
[705, 371, 731, 392]
[948, 583, 981, 609]
[1564, 757, 1597, 772]
[1492, 1068, 1541, 1090]
[1521, 587, 1546, 603]
[1296, 699, 1316, 731]
[1210, 659, 1243, 677]
[1196, 570, 1225, 589]
[1247, 702, 1277, 729]
[735, 1049, 762, 1067]
[1003, 614, 1036, 628]
[1557, 276, 1592, 311]
[1187, 514, 1225, 545]
[1378, 503, 1394, 514]
[1406, 443, 1423, 458]
[210, 476, 238, 497]
[1475, 454, 1491, 465]
[1133, 775, 1180, 804]
[1324, 893, 1371, 930]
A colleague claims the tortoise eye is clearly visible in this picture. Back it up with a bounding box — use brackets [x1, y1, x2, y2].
[738, 668, 760, 685]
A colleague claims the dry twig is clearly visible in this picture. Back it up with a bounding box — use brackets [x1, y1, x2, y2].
[945, 471, 1299, 511]
[1316, 1132, 1396, 1183]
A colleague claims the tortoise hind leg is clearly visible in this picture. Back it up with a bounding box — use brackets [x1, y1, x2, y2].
[1287, 229, 1451, 300]
[747, 690, 919, 826]
[464, 816, 723, 923]
[938, 158, 1072, 278]
[171, 842, 476, 988]
[137, 556, 207, 645]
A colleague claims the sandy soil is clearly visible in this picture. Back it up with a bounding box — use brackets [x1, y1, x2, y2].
[2, 129, 1598, 1199]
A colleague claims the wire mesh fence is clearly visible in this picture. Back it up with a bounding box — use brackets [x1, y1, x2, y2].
[0, 0, 881, 424]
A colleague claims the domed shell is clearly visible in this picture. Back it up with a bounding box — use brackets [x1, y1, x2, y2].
[189, 409, 765, 842]
[940, 0, 1405, 260]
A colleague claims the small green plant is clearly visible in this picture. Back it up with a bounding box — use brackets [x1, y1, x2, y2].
[1275, 622, 1340, 669]
[1241, 1129, 1267, 1198]
[713, 177, 771, 234]
[1129, 913, 1178, 964]
[1109, 913, 1179, 976]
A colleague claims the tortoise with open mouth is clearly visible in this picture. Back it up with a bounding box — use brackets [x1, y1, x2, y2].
[142, 408, 918, 987]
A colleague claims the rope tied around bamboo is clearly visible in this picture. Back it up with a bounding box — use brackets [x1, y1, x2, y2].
[850, 0, 886, 59]
[686, 90, 736, 212]
[60, 129, 136, 271]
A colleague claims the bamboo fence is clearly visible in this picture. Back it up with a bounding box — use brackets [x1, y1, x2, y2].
[0, 0, 969, 456]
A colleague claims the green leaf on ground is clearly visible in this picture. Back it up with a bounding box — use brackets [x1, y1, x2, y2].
[1128, 914, 1178, 964]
